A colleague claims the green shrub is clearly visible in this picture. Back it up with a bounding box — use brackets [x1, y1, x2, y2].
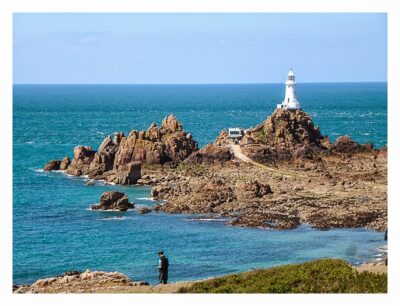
[178, 259, 387, 293]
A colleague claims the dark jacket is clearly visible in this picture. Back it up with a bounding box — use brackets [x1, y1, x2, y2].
[159, 256, 169, 272]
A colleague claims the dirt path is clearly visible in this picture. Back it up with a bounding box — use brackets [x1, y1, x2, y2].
[229, 144, 306, 178]
[97, 281, 194, 293]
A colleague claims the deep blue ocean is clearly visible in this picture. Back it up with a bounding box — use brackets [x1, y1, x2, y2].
[13, 83, 387, 285]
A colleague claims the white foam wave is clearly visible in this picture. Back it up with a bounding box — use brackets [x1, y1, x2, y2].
[187, 218, 229, 222]
[87, 206, 134, 212]
[136, 197, 155, 201]
[98, 216, 132, 221]
[34, 168, 44, 173]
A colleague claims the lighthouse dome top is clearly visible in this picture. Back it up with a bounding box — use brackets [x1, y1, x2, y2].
[287, 69, 295, 77]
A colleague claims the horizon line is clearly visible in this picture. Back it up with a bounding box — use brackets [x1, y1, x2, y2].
[13, 81, 388, 85]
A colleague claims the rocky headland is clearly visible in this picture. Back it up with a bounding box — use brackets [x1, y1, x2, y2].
[45, 109, 387, 231]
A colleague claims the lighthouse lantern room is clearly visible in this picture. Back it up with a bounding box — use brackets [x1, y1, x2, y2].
[277, 69, 301, 110]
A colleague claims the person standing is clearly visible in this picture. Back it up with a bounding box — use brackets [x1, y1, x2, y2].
[157, 250, 169, 284]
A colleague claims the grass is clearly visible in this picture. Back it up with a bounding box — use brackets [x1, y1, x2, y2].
[177, 259, 387, 293]
[256, 129, 267, 143]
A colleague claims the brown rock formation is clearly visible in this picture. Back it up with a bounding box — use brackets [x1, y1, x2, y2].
[14, 270, 149, 294]
[241, 109, 327, 162]
[44, 160, 61, 171]
[91, 191, 134, 211]
[138, 207, 152, 214]
[235, 180, 272, 200]
[185, 130, 232, 163]
[45, 115, 197, 184]
[59, 156, 71, 170]
[65, 146, 96, 176]
[330, 135, 374, 154]
[113, 114, 197, 166]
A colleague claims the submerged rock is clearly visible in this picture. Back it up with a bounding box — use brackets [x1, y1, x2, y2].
[91, 191, 134, 211]
[137, 207, 152, 214]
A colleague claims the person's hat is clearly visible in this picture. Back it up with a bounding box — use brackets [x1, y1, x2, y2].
[157, 250, 164, 255]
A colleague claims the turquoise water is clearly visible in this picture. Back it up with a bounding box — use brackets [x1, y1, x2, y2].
[13, 83, 387, 285]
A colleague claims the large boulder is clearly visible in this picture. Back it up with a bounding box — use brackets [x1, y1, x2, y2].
[108, 161, 142, 185]
[91, 191, 134, 211]
[65, 146, 96, 176]
[44, 160, 61, 171]
[88, 134, 123, 175]
[59, 156, 71, 170]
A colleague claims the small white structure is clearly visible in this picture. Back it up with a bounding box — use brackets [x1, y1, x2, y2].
[276, 69, 301, 110]
[228, 127, 245, 139]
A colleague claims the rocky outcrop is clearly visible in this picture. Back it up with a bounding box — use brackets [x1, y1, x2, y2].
[241, 109, 328, 162]
[60, 156, 71, 170]
[88, 133, 122, 175]
[235, 180, 272, 200]
[330, 135, 374, 154]
[14, 270, 149, 293]
[227, 212, 300, 230]
[185, 130, 232, 163]
[137, 207, 152, 214]
[113, 114, 197, 166]
[149, 141, 387, 231]
[152, 176, 275, 215]
[44, 156, 70, 171]
[44, 160, 61, 171]
[91, 191, 134, 211]
[106, 162, 142, 185]
[45, 115, 197, 185]
[65, 146, 96, 176]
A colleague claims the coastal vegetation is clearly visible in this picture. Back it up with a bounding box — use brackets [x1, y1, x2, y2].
[178, 259, 387, 293]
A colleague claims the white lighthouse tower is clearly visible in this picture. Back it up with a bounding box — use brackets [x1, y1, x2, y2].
[277, 69, 301, 110]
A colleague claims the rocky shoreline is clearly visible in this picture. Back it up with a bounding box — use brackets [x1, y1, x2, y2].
[14, 258, 387, 293]
[13, 270, 151, 294]
[44, 110, 387, 231]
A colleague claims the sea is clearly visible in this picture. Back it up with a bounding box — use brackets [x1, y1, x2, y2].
[13, 83, 387, 285]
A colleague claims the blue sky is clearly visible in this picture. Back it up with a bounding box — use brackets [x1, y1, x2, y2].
[13, 13, 387, 84]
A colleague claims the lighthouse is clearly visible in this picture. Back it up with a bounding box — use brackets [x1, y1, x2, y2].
[277, 69, 301, 110]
